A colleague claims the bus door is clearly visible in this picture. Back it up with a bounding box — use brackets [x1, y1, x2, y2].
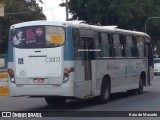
[74, 28, 96, 98]
[81, 37, 95, 96]
[147, 42, 153, 85]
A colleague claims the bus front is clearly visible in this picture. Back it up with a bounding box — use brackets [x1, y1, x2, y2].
[7, 21, 75, 105]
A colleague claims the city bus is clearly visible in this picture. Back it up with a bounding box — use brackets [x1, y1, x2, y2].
[7, 21, 153, 105]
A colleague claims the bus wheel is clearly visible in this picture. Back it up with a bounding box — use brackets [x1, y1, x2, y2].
[138, 74, 145, 94]
[44, 97, 66, 106]
[99, 79, 110, 104]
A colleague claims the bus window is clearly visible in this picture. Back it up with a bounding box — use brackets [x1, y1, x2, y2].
[125, 35, 134, 57]
[81, 37, 95, 60]
[94, 32, 100, 58]
[46, 26, 65, 47]
[99, 33, 111, 57]
[132, 36, 138, 57]
[11, 26, 65, 48]
[113, 34, 123, 57]
[73, 29, 82, 59]
[137, 36, 145, 57]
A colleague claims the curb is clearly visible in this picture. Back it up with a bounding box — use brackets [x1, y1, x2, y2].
[0, 72, 8, 96]
[0, 73, 8, 79]
[0, 86, 9, 96]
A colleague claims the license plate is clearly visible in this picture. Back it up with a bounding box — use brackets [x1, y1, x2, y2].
[33, 78, 44, 83]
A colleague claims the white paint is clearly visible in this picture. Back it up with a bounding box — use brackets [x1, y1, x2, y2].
[15, 47, 62, 77]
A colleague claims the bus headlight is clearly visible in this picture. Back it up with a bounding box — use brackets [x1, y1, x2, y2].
[8, 69, 15, 83]
[63, 67, 74, 83]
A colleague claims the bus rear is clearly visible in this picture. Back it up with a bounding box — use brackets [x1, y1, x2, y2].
[7, 21, 75, 102]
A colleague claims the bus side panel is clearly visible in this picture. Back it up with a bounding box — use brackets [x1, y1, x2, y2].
[64, 27, 74, 61]
[96, 59, 127, 94]
[74, 60, 85, 98]
[96, 59, 145, 94]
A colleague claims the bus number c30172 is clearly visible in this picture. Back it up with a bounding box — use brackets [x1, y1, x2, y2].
[45, 57, 60, 63]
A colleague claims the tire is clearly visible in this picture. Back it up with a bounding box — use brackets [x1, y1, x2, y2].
[127, 89, 137, 95]
[138, 77, 144, 94]
[45, 97, 66, 106]
[127, 74, 145, 95]
[99, 79, 110, 104]
[134, 74, 145, 94]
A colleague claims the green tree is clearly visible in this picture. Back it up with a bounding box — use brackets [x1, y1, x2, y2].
[60, 0, 160, 55]
[0, 0, 45, 54]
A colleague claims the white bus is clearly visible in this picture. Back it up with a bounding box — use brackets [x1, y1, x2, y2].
[7, 21, 153, 105]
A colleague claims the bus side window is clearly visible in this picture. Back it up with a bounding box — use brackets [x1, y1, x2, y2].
[99, 32, 111, 57]
[132, 36, 138, 57]
[73, 29, 82, 59]
[125, 35, 134, 57]
[94, 32, 100, 58]
[113, 34, 123, 57]
[137, 36, 145, 57]
[81, 37, 95, 60]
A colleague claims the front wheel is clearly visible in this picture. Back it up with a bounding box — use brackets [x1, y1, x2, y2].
[135, 74, 145, 94]
[99, 80, 110, 104]
[44, 97, 66, 106]
[138, 77, 144, 94]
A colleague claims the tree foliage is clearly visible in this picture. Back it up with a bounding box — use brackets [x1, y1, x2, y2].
[0, 0, 45, 53]
[61, 0, 160, 55]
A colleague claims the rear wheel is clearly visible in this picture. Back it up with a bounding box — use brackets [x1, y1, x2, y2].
[99, 79, 110, 104]
[45, 97, 66, 106]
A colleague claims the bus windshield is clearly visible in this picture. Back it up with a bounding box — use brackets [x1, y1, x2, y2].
[10, 26, 65, 48]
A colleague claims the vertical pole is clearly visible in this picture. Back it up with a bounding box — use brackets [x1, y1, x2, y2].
[66, 0, 69, 21]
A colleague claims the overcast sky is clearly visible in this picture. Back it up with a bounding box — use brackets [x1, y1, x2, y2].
[39, 0, 67, 21]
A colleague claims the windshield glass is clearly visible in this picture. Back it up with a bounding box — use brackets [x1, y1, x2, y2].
[11, 26, 65, 48]
[154, 59, 160, 64]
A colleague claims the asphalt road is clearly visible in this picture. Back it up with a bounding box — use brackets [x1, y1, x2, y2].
[0, 76, 160, 120]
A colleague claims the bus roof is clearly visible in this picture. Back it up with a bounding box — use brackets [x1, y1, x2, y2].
[10, 20, 150, 39]
[10, 20, 68, 29]
[68, 22, 149, 37]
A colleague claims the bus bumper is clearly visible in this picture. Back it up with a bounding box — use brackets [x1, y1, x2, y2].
[8, 81, 74, 97]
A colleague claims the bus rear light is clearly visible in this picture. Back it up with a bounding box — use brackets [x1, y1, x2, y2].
[64, 68, 70, 77]
[63, 67, 74, 83]
[8, 69, 15, 83]
[8, 69, 14, 77]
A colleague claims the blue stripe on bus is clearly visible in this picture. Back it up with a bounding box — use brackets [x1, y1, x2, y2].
[64, 27, 74, 60]
[7, 35, 13, 63]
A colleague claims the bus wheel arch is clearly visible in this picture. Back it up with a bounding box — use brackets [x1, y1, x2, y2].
[99, 75, 111, 104]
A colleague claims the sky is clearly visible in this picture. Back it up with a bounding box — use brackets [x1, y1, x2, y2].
[39, 0, 68, 21]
